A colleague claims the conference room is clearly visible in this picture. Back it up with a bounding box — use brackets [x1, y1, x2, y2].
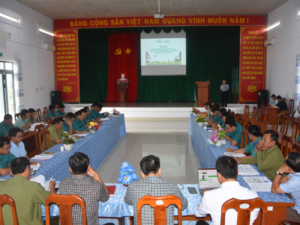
[0, 0, 300, 224]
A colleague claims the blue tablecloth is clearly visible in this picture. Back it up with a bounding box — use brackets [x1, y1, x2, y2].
[188, 114, 293, 204]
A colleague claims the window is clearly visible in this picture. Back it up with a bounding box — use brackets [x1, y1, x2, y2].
[0, 61, 15, 120]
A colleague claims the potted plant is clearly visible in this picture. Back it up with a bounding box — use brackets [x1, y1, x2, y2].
[112, 108, 121, 117]
[191, 107, 197, 115]
[88, 121, 99, 134]
[210, 124, 226, 146]
[117, 162, 138, 187]
[195, 114, 206, 127]
[62, 133, 76, 151]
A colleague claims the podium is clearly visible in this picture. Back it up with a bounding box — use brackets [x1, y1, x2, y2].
[196, 82, 210, 107]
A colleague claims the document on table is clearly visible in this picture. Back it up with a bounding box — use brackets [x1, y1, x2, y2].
[101, 118, 110, 121]
[31, 154, 53, 160]
[30, 175, 54, 191]
[238, 164, 260, 176]
[76, 133, 87, 137]
[224, 152, 246, 157]
[243, 176, 272, 192]
[30, 163, 41, 171]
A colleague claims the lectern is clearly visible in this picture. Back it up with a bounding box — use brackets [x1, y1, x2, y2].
[196, 82, 211, 107]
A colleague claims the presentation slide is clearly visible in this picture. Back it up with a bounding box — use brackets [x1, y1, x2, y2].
[141, 31, 186, 76]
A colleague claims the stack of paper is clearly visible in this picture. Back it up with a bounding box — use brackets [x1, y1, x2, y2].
[30, 163, 41, 171]
[101, 118, 110, 121]
[224, 152, 246, 157]
[76, 133, 87, 137]
[30, 175, 54, 191]
[243, 176, 272, 192]
[238, 164, 260, 176]
[31, 154, 53, 160]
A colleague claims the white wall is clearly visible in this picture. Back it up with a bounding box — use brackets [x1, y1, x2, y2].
[266, 0, 300, 107]
[0, 0, 54, 111]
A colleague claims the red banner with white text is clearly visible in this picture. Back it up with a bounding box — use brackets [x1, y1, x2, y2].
[54, 29, 80, 102]
[239, 26, 267, 103]
[54, 15, 266, 30]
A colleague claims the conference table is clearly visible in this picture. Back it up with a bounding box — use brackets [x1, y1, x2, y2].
[189, 114, 294, 225]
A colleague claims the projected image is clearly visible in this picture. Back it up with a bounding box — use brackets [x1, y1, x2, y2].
[144, 39, 184, 66]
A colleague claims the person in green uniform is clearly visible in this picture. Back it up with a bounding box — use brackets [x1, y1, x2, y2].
[45, 117, 64, 150]
[242, 130, 285, 181]
[63, 113, 75, 135]
[28, 108, 39, 124]
[0, 114, 14, 136]
[14, 109, 31, 130]
[211, 108, 221, 123]
[83, 107, 94, 125]
[0, 157, 56, 225]
[226, 125, 262, 163]
[48, 104, 57, 120]
[0, 136, 16, 176]
[219, 112, 230, 129]
[55, 103, 66, 117]
[208, 104, 213, 119]
[73, 110, 88, 134]
[225, 118, 243, 147]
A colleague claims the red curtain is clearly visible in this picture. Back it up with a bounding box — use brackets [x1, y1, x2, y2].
[105, 32, 138, 102]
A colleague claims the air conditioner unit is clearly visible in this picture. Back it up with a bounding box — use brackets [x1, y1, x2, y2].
[154, 13, 164, 19]
[42, 43, 55, 51]
[0, 29, 11, 40]
[264, 38, 276, 47]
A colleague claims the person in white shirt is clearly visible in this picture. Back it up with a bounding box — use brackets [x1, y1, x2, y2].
[195, 156, 259, 225]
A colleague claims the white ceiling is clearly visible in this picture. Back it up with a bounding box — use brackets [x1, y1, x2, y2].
[16, 0, 288, 20]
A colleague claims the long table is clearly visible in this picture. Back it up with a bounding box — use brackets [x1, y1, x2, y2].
[189, 114, 294, 224]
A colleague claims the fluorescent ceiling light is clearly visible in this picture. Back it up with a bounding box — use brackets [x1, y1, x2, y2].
[39, 28, 54, 36]
[266, 21, 280, 31]
[0, 12, 20, 23]
[298, 10, 300, 16]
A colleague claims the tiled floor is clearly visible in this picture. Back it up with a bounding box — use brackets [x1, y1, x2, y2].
[96, 132, 201, 184]
[125, 121, 190, 132]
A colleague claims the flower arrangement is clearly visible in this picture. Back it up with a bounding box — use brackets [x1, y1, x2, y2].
[112, 108, 121, 115]
[117, 162, 138, 186]
[88, 121, 99, 132]
[191, 107, 197, 113]
[195, 114, 206, 123]
[62, 133, 77, 145]
[116, 79, 129, 84]
[210, 124, 226, 144]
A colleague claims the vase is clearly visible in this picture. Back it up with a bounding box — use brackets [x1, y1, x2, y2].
[64, 144, 73, 151]
[123, 183, 128, 187]
[114, 115, 118, 118]
[90, 130, 96, 134]
[216, 141, 222, 147]
[194, 113, 197, 117]
[198, 122, 203, 127]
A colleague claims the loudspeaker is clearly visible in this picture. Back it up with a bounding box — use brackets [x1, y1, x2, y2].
[51, 91, 61, 105]
[258, 90, 268, 108]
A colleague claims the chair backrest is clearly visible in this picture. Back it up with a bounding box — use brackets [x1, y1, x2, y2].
[292, 142, 300, 153]
[38, 129, 51, 152]
[45, 194, 87, 225]
[228, 109, 231, 113]
[48, 120, 53, 126]
[240, 128, 249, 149]
[244, 105, 249, 117]
[238, 117, 246, 129]
[14, 113, 21, 122]
[283, 98, 287, 102]
[252, 107, 257, 120]
[221, 198, 268, 225]
[34, 125, 44, 154]
[43, 107, 47, 112]
[43, 110, 49, 123]
[4, 135, 11, 141]
[36, 109, 42, 122]
[280, 135, 294, 158]
[288, 99, 295, 116]
[0, 194, 19, 225]
[292, 121, 300, 140]
[272, 114, 279, 131]
[137, 195, 182, 225]
[262, 112, 268, 125]
[257, 109, 263, 122]
[280, 116, 289, 135]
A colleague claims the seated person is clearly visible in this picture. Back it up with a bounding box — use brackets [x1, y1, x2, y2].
[48, 104, 57, 120]
[226, 125, 262, 164]
[59, 152, 109, 225]
[243, 130, 284, 181]
[219, 112, 230, 129]
[0, 137, 16, 176]
[267, 94, 277, 106]
[207, 104, 214, 119]
[271, 152, 300, 223]
[195, 156, 259, 225]
[44, 117, 64, 150]
[83, 107, 94, 124]
[0, 114, 14, 136]
[9, 127, 40, 165]
[0, 157, 55, 224]
[276, 95, 288, 122]
[124, 155, 188, 225]
[211, 107, 221, 123]
[55, 103, 66, 117]
[63, 113, 75, 135]
[90, 103, 102, 120]
[73, 110, 88, 134]
[201, 102, 210, 116]
[14, 109, 30, 130]
[225, 118, 243, 147]
[28, 108, 39, 123]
